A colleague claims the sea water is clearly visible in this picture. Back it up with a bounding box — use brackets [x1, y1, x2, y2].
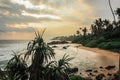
[0, 40, 29, 68]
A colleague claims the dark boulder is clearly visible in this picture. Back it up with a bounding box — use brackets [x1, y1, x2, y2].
[99, 66, 103, 69]
[96, 73, 105, 80]
[52, 45, 57, 48]
[85, 69, 92, 72]
[105, 65, 115, 70]
[63, 46, 67, 49]
[93, 70, 98, 73]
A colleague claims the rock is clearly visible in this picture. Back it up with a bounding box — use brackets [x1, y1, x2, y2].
[105, 65, 115, 70]
[96, 73, 105, 80]
[89, 73, 95, 76]
[99, 66, 103, 69]
[86, 69, 92, 72]
[93, 70, 98, 73]
[107, 73, 112, 76]
[48, 40, 69, 45]
[112, 72, 120, 80]
[63, 46, 67, 49]
[52, 45, 57, 48]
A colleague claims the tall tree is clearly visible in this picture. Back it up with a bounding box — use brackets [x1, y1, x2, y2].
[115, 8, 120, 20]
[108, 0, 116, 21]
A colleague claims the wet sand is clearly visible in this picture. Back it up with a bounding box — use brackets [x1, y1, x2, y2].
[52, 44, 119, 78]
[3, 43, 119, 79]
[73, 44, 119, 79]
[77, 45, 119, 68]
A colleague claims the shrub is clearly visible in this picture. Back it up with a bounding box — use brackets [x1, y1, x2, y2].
[98, 41, 120, 50]
[69, 75, 84, 80]
[97, 42, 106, 48]
[85, 40, 98, 47]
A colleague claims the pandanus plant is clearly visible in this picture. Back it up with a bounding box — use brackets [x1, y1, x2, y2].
[0, 30, 73, 80]
[0, 53, 28, 80]
[24, 30, 55, 80]
[44, 54, 73, 80]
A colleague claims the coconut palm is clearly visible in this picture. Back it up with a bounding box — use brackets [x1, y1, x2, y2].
[108, 0, 116, 21]
[82, 27, 87, 37]
[24, 30, 55, 80]
[115, 8, 120, 20]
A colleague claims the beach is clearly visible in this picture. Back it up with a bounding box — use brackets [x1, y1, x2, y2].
[0, 42, 119, 79]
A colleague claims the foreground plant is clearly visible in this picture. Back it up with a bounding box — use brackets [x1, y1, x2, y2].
[23, 30, 55, 80]
[0, 30, 74, 80]
[0, 53, 28, 80]
[44, 54, 73, 80]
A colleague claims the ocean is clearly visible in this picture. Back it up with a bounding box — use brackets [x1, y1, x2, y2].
[0, 40, 29, 68]
[0, 40, 117, 75]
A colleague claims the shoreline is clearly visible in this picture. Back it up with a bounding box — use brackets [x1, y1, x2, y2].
[74, 44, 119, 79]
[77, 45, 119, 55]
[76, 44, 119, 66]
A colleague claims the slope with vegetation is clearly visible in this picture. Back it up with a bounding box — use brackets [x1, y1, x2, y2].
[53, 8, 120, 53]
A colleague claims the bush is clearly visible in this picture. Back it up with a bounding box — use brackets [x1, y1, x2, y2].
[85, 40, 98, 47]
[97, 42, 106, 48]
[97, 37, 106, 43]
[69, 75, 84, 80]
[98, 41, 120, 50]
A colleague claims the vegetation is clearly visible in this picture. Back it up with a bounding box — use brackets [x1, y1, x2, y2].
[53, 8, 120, 53]
[0, 2, 119, 80]
[0, 31, 83, 80]
[0, 53, 28, 80]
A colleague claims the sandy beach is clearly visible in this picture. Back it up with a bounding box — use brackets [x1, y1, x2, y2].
[77, 44, 119, 67]
[51, 44, 119, 79]
[73, 44, 119, 79]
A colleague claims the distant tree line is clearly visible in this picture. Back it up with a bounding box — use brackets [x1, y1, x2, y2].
[53, 8, 120, 52]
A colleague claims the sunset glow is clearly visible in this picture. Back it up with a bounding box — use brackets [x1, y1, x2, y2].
[0, 0, 120, 40]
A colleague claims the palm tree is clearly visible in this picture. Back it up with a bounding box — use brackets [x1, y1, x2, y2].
[24, 30, 55, 80]
[82, 27, 87, 37]
[115, 8, 120, 20]
[108, 0, 116, 21]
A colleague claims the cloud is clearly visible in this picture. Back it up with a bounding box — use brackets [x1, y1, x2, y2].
[11, 0, 46, 10]
[0, 0, 119, 40]
[21, 11, 61, 20]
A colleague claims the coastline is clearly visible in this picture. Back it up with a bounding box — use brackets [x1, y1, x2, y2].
[74, 44, 119, 79]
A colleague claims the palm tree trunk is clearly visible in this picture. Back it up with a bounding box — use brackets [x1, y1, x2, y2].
[118, 54, 120, 74]
[108, 0, 116, 21]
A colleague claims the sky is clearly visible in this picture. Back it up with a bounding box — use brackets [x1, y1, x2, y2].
[0, 0, 120, 40]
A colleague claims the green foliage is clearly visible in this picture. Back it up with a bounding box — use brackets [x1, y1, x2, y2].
[85, 40, 98, 47]
[98, 42, 120, 49]
[44, 54, 73, 80]
[53, 8, 120, 53]
[0, 68, 8, 80]
[0, 31, 73, 80]
[69, 75, 84, 80]
[0, 53, 28, 80]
